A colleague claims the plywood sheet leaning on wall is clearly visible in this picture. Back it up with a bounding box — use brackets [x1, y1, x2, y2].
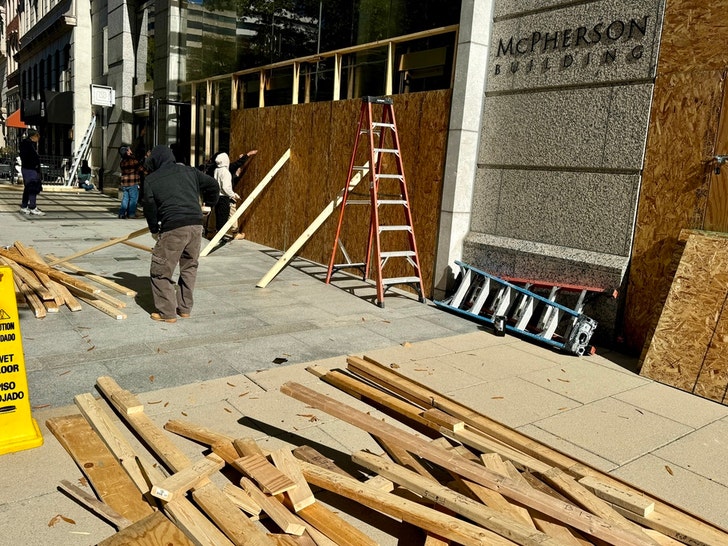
[640, 232, 728, 404]
[623, 70, 723, 353]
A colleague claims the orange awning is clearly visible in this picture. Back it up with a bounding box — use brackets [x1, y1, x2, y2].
[5, 109, 27, 129]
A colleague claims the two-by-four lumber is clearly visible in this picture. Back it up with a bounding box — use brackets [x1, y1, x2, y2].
[0, 254, 54, 300]
[59, 479, 133, 530]
[164, 498, 235, 546]
[12, 242, 61, 303]
[270, 448, 316, 511]
[240, 477, 306, 536]
[348, 356, 728, 546]
[151, 453, 226, 502]
[163, 419, 379, 546]
[46, 226, 150, 266]
[95, 377, 274, 546]
[200, 149, 291, 257]
[297, 456, 516, 546]
[0, 247, 101, 294]
[74, 393, 167, 504]
[222, 483, 262, 518]
[46, 414, 155, 523]
[235, 453, 298, 496]
[47, 254, 137, 296]
[352, 450, 561, 546]
[256, 162, 369, 288]
[14, 243, 82, 310]
[2, 259, 47, 318]
[76, 293, 127, 320]
[280, 381, 657, 546]
[577, 475, 655, 517]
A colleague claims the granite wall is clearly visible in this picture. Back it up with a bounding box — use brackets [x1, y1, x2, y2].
[462, 0, 666, 341]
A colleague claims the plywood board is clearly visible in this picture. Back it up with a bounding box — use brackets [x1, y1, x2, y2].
[227, 91, 450, 298]
[98, 511, 194, 546]
[640, 233, 728, 400]
[46, 414, 154, 523]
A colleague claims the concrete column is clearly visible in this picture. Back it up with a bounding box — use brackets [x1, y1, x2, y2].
[433, 0, 494, 300]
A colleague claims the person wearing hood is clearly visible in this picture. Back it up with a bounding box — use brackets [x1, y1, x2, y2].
[142, 145, 219, 323]
[205, 149, 257, 236]
[118, 145, 144, 219]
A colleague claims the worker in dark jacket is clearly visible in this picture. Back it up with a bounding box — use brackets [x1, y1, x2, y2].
[19, 129, 45, 215]
[143, 145, 219, 323]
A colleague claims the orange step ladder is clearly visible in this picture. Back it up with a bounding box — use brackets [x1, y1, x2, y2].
[325, 96, 424, 308]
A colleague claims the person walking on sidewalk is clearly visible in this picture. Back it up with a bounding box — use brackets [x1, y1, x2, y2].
[118, 145, 143, 219]
[19, 129, 45, 216]
[142, 145, 219, 323]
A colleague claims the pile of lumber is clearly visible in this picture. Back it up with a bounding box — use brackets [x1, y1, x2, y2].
[0, 242, 137, 320]
[49, 356, 728, 545]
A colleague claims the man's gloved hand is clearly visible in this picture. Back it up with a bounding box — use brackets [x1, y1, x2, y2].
[232, 193, 240, 201]
[152, 232, 159, 241]
[201, 205, 211, 214]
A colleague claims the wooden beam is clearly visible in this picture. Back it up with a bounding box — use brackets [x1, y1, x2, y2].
[95, 377, 274, 546]
[280, 381, 656, 546]
[297, 458, 514, 546]
[76, 294, 127, 320]
[270, 448, 316, 512]
[165, 497, 235, 546]
[240, 477, 306, 536]
[46, 227, 150, 266]
[353, 450, 560, 546]
[121, 239, 153, 253]
[347, 356, 728, 546]
[200, 149, 291, 257]
[98, 511, 195, 546]
[223, 483, 262, 518]
[0, 248, 100, 294]
[578, 475, 655, 518]
[152, 454, 226, 502]
[235, 454, 298, 496]
[256, 164, 368, 288]
[47, 254, 137, 296]
[59, 479, 133, 530]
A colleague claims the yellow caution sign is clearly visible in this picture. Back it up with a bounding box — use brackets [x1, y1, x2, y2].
[0, 266, 43, 455]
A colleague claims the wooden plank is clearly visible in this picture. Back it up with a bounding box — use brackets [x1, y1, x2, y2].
[121, 239, 153, 253]
[0, 255, 54, 300]
[76, 293, 127, 320]
[222, 483, 263, 518]
[13, 242, 60, 302]
[74, 393, 165, 500]
[69, 285, 127, 308]
[241, 477, 306, 536]
[200, 149, 291, 257]
[95, 376, 274, 546]
[480, 454, 535, 529]
[15, 276, 47, 318]
[422, 408, 464, 432]
[234, 437, 266, 457]
[50, 279, 84, 311]
[280, 381, 656, 546]
[346, 355, 728, 546]
[235, 453, 298, 496]
[46, 414, 154, 523]
[353, 450, 561, 546]
[296, 501, 387, 546]
[256, 164, 369, 288]
[59, 479, 133, 530]
[152, 453, 225, 502]
[98, 511, 195, 546]
[47, 254, 137, 296]
[297, 458, 514, 546]
[165, 497, 236, 546]
[0, 248, 101, 294]
[46, 227, 150, 266]
[270, 448, 316, 512]
[578, 475, 655, 518]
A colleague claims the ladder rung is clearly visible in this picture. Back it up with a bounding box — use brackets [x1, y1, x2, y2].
[372, 122, 396, 129]
[374, 148, 399, 154]
[380, 225, 412, 232]
[376, 174, 403, 179]
[353, 166, 368, 171]
[346, 200, 371, 205]
[380, 251, 416, 258]
[377, 200, 407, 206]
[382, 276, 422, 286]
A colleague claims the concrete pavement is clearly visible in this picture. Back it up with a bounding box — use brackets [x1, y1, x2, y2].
[1, 185, 727, 545]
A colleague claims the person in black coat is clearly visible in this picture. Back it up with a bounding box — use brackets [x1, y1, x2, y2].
[19, 129, 45, 215]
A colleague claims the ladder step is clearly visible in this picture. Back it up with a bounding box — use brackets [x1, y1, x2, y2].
[346, 200, 371, 205]
[372, 122, 396, 129]
[375, 174, 403, 180]
[374, 148, 399, 154]
[380, 225, 412, 232]
[382, 276, 422, 286]
[380, 251, 416, 258]
[377, 200, 408, 206]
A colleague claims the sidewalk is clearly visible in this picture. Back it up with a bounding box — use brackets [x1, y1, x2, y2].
[1, 187, 727, 544]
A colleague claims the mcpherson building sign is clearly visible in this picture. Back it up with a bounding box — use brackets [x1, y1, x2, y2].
[486, 2, 664, 91]
[494, 16, 649, 75]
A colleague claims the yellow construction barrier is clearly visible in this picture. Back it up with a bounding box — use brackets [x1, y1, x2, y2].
[0, 266, 43, 455]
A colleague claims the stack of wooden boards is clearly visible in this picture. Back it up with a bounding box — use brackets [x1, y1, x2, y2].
[0, 242, 137, 320]
[50, 356, 728, 545]
[639, 230, 728, 406]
